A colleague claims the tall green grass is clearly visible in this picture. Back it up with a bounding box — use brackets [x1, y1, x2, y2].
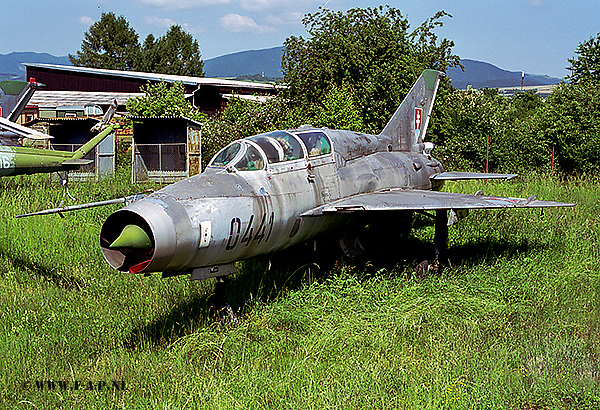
[1, 172, 598, 409]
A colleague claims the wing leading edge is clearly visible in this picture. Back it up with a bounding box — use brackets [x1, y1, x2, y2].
[301, 188, 575, 217]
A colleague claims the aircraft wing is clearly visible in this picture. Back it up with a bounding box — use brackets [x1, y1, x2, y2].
[0, 116, 53, 140]
[301, 188, 575, 216]
[62, 159, 94, 166]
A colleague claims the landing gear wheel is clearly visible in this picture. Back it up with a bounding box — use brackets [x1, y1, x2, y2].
[211, 277, 238, 328]
[433, 210, 451, 274]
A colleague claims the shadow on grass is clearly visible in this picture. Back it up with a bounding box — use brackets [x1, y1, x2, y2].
[0, 246, 85, 290]
[449, 237, 543, 267]
[123, 241, 342, 350]
[123, 228, 543, 350]
[123, 291, 213, 350]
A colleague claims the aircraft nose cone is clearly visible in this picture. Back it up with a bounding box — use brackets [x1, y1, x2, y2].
[109, 224, 152, 249]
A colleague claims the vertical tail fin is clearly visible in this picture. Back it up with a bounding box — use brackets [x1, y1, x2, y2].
[380, 69, 442, 152]
[0, 79, 44, 121]
[71, 100, 119, 160]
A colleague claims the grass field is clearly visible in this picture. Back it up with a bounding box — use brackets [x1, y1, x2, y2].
[0, 172, 598, 409]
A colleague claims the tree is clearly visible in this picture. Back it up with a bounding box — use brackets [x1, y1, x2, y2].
[70, 15, 205, 76]
[567, 33, 600, 84]
[126, 81, 206, 122]
[314, 83, 365, 131]
[282, 6, 459, 133]
[409, 11, 461, 72]
[148, 25, 205, 77]
[137, 34, 162, 73]
[539, 82, 600, 173]
[69, 12, 140, 70]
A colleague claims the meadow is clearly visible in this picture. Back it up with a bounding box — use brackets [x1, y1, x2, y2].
[0, 172, 598, 409]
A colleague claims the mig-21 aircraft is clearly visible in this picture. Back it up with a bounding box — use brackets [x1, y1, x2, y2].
[19, 70, 574, 307]
[0, 100, 117, 178]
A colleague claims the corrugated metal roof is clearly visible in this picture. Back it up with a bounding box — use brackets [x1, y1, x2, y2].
[29, 91, 144, 107]
[24, 63, 278, 91]
[128, 115, 203, 127]
[26, 117, 100, 125]
[221, 93, 272, 103]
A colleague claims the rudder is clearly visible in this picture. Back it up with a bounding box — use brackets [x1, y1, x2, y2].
[380, 69, 442, 152]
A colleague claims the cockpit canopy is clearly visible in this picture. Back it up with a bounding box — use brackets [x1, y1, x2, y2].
[208, 130, 332, 171]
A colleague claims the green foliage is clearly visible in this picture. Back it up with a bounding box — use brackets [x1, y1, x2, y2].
[70, 13, 204, 76]
[126, 81, 207, 123]
[69, 12, 139, 70]
[201, 84, 364, 166]
[430, 81, 600, 175]
[140, 26, 205, 77]
[567, 32, 600, 84]
[430, 88, 548, 172]
[282, 6, 459, 133]
[138, 33, 161, 73]
[313, 83, 365, 131]
[409, 11, 461, 72]
[541, 81, 600, 173]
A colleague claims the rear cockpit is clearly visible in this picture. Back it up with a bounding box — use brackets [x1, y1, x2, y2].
[207, 129, 333, 172]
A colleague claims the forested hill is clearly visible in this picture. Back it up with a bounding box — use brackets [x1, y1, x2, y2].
[1, 49, 563, 89]
[446, 59, 563, 89]
[206, 48, 564, 88]
[204, 46, 284, 79]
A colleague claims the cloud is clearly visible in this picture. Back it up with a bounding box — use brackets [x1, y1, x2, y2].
[144, 16, 206, 34]
[145, 16, 178, 29]
[264, 12, 304, 26]
[138, 0, 232, 10]
[219, 14, 275, 34]
[79, 16, 95, 25]
[240, 0, 319, 12]
[529, 0, 546, 6]
[239, 0, 271, 11]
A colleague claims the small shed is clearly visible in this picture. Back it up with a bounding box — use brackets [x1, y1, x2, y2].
[26, 117, 115, 180]
[130, 116, 202, 183]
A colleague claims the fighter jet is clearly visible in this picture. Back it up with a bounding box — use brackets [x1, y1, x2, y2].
[92, 69, 572, 287]
[0, 100, 117, 177]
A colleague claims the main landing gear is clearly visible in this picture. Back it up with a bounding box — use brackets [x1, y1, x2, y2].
[416, 209, 450, 277]
[211, 276, 238, 327]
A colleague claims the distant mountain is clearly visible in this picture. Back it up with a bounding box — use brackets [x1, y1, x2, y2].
[0, 52, 71, 82]
[205, 49, 563, 89]
[204, 46, 284, 79]
[447, 59, 563, 89]
[1, 49, 563, 90]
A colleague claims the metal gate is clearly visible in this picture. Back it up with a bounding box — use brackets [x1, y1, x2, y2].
[132, 142, 187, 183]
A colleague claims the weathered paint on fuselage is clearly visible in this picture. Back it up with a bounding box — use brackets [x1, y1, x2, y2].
[0, 145, 77, 176]
[101, 129, 444, 276]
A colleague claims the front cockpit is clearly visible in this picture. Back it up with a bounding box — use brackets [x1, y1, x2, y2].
[207, 130, 333, 172]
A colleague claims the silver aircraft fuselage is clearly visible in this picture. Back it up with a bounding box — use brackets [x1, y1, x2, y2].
[99, 69, 573, 281]
[101, 129, 443, 279]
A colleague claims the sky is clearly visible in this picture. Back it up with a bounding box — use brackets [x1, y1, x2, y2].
[1, 0, 599, 79]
